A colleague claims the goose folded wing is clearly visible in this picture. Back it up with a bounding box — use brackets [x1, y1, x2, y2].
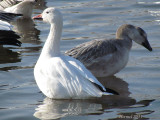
[0, 11, 22, 21]
[40, 57, 103, 97]
[0, 30, 21, 46]
[65, 39, 118, 66]
[65, 56, 106, 92]
[0, 19, 21, 46]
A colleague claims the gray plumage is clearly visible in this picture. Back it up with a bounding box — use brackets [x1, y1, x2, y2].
[65, 24, 152, 77]
[67, 39, 120, 65]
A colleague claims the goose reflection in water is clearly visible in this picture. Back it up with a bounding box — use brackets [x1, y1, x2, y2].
[97, 76, 130, 97]
[0, 46, 21, 71]
[0, 18, 41, 71]
[34, 76, 154, 120]
[33, 76, 129, 119]
[34, 98, 154, 120]
[10, 17, 42, 55]
[11, 18, 41, 44]
[34, 97, 136, 120]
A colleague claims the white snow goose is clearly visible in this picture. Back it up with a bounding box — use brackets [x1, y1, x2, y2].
[33, 7, 119, 99]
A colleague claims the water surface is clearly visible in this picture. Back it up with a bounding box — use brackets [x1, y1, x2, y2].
[0, 0, 160, 120]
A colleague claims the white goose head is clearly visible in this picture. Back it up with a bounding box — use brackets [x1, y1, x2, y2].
[42, 7, 62, 24]
[33, 7, 63, 25]
[116, 24, 152, 51]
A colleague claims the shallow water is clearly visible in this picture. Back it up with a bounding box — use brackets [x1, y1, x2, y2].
[0, 0, 160, 120]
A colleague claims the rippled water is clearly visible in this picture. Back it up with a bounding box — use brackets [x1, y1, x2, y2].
[0, 0, 160, 120]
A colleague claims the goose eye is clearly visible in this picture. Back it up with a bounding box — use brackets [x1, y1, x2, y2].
[46, 11, 49, 14]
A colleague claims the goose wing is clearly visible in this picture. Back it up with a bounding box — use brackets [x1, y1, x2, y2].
[0, 20, 21, 46]
[0, 11, 22, 21]
[0, 30, 21, 46]
[0, 0, 18, 10]
[65, 56, 106, 91]
[35, 56, 104, 98]
[65, 39, 119, 66]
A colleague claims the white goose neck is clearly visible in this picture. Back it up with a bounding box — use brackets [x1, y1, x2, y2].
[40, 21, 63, 58]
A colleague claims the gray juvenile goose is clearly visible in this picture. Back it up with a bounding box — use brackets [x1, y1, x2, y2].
[65, 24, 152, 77]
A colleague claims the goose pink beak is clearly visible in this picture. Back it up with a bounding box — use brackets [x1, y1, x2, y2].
[32, 14, 42, 20]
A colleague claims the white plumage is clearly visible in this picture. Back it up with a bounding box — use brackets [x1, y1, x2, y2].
[0, 0, 35, 18]
[33, 7, 115, 99]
